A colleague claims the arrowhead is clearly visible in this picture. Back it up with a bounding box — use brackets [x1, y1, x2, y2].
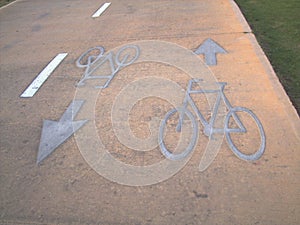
[194, 38, 227, 65]
[194, 38, 227, 54]
[36, 100, 88, 164]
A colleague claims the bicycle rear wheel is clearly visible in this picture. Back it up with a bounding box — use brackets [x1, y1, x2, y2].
[76, 46, 105, 68]
[225, 107, 266, 161]
[159, 108, 198, 160]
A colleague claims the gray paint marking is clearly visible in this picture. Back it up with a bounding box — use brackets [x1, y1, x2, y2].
[37, 100, 88, 164]
[76, 45, 140, 89]
[159, 79, 265, 162]
[194, 38, 227, 66]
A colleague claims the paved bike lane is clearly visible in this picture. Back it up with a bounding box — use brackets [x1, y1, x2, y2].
[0, 0, 299, 224]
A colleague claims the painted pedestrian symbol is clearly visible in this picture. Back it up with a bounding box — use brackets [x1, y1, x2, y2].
[194, 38, 227, 66]
[159, 79, 266, 161]
[37, 100, 87, 164]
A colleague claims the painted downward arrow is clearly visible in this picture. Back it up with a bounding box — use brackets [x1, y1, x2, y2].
[194, 38, 227, 66]
[37, 100, 88, 164]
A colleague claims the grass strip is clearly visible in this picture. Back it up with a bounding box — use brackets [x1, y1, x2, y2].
[235, 0, 300, 114]
[0, 0, 15, 8]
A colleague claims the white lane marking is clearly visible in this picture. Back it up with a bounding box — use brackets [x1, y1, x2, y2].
[20, 53, 68, 98]
[0, 0, 20, 10]
[92, 2, 111, 18]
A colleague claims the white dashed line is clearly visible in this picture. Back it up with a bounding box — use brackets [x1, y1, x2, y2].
[92, 2, 111, 18]
[20, 53, 68, 98]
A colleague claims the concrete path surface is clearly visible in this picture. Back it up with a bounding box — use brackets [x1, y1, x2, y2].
[0, 0, 299, 224]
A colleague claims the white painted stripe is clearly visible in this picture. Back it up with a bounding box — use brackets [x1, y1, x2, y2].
[0, 0, 20, 10]
[92, 2, 111, 18]
[20, 53, 68, 98]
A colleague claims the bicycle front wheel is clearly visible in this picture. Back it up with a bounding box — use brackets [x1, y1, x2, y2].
[225, 107, 266, 161]
[159, 108, 198, 161]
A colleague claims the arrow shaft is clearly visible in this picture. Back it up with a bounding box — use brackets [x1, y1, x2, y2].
[60, 100, 85, 123]
[204, 53, 217, 66]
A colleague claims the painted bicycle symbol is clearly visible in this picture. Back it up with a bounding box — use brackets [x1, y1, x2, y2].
[159, 79, 266, 161]
[76, 45, 140, 88]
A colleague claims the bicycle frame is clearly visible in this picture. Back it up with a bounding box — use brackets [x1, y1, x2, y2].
[78, 52, 122, 89]
[76, 45, 140, 89]
[178, 79, 246, 136]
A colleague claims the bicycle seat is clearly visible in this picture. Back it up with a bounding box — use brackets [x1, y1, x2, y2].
[188, 79, 205, 93]
[190, 78, 204, 83]
[188, 80, 227, 94]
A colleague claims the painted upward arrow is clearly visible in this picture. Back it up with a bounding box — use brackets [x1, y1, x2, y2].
[194, 38, 227, 66]
[37, 100, 88, 164]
